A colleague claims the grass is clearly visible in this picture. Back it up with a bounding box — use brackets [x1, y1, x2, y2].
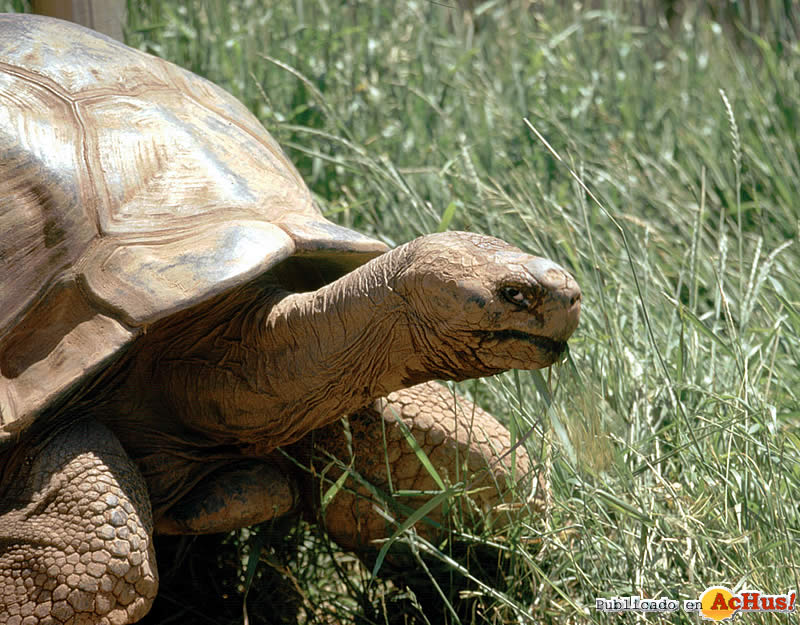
[5, 0, 800, 623]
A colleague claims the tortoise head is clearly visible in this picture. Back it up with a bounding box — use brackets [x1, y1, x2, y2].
[392, 231, 581, 377]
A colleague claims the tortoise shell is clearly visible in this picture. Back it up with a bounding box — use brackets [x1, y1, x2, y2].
[0, 14, 387, 441]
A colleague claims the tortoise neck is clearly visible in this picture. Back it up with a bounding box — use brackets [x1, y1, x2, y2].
[253, 242, 429, 447]
[119, 242, 431, 455]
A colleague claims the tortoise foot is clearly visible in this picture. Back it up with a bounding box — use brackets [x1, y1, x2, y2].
[154, 461, 297, 535]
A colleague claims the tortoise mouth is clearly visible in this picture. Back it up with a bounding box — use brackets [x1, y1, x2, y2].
[481, 329, 567, 356]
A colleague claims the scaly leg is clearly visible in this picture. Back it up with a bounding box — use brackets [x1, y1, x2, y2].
[0, 420, 157, 625]
[307, 381, 544, 554]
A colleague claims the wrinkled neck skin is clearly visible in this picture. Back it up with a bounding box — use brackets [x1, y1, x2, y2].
[255, 247, 421, 447]
[148, 240, 484, 454]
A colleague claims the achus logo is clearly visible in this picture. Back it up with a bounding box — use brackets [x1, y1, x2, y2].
[699, 587, 796, 622]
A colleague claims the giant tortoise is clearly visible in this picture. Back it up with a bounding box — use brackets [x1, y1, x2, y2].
[0, 13, 581, 624]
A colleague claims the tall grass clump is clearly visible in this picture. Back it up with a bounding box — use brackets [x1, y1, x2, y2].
[4, 0, 798, 623]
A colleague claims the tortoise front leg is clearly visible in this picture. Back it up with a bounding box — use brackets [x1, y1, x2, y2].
[307, 382, 543, 555]
[0, 420, 157, 625]
[154, 461, 297, 535]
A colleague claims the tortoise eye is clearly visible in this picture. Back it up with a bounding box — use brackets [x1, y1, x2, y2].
[501, 286, 527, 307]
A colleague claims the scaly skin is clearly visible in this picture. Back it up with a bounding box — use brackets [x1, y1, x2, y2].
[0, 421, 157, 625]
[308, 382, 542, 555]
